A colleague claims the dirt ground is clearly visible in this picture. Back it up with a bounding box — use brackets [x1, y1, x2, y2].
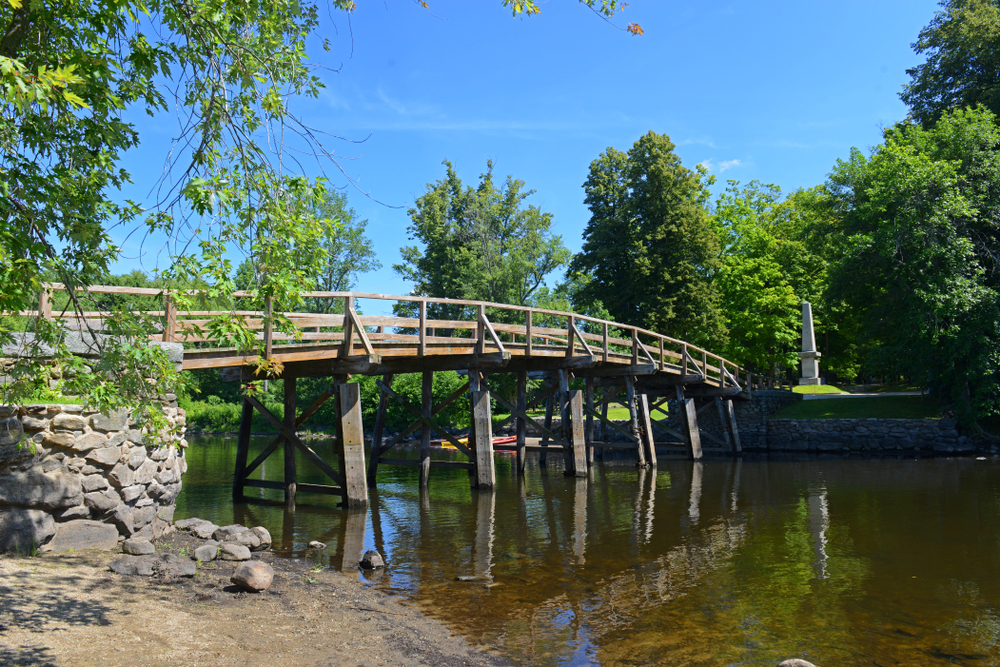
[0, 531, 510, 667]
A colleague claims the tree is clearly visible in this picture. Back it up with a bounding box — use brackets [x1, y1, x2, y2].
[901, 0, 1000, 127]
[394, 160, 569, 322]
[0, 0, 637, 425]
[570, 131, 726, 348]
[234, 189, 380, 313]
[827, 106, 1000, 425]
[712, 182, 801, 377]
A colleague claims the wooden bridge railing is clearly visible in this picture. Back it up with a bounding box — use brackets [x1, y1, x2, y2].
[19, 283, 793, 391]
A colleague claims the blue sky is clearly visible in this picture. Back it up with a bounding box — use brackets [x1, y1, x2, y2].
[114, 0, 942, 299]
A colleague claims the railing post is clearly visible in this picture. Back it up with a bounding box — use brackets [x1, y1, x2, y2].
[263, 295, 273, 359]
[342, 295, 354, 356]
[419, 299, 427, 357]
[38, 287, 52, 320]
[631, 329, 639, 366]
[602, 323, 609, 363]
[658, 338, 664, 371]
[163, 293, 177, 343]
[566, 315, 575, 357]
[476, 303, 486, 356]
[681, 343, 688, 376]
[526, 310, 533, 356]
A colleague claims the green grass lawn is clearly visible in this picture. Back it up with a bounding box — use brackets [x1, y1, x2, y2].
[772, 395, 941, 420]
[521, 403, 633, 422]
[792, 384, 848, 395]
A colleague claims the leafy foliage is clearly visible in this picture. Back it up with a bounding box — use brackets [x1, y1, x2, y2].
[394, 160, 569, 323]
[827, 107, 1000, 425]
[1, 0, 634, 435]
[901, 0, 1000, 128]
[570, 131, 726, 348]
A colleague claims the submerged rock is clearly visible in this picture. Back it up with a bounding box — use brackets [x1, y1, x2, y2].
[360, 550, 384, 569]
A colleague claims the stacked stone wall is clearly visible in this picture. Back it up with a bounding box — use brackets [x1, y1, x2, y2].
[0, 404, 187, 553]
[765, 417, 978, 454]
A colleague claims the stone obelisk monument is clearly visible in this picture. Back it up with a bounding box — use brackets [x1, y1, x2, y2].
[798, 302, 822, 385]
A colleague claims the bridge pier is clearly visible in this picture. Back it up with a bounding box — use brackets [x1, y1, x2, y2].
[231, 377, 368, 509]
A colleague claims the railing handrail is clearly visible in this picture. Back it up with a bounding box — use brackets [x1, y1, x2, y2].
[23, 282, 793, 391]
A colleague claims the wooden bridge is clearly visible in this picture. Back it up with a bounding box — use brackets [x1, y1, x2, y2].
[24, 284, 793, 509]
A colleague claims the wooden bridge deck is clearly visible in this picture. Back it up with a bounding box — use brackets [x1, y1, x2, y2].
[20, 284, 794, 509]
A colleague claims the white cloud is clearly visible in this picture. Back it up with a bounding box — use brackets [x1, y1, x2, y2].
[698, 158, 742, 173]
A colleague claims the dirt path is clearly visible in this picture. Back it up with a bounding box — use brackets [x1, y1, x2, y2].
[0, 534, 509, 667]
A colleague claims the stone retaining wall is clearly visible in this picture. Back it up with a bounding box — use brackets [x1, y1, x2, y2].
[764, 417, 979, 454]
[0, 404, 187, 554]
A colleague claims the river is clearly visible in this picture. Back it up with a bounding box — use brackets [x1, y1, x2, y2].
[177, 435, 1000, 666]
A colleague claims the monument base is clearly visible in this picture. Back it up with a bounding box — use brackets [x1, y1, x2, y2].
[798, 377, 823, 386]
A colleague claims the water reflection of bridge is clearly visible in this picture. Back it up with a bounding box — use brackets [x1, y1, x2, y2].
[242, 459, 837, 650]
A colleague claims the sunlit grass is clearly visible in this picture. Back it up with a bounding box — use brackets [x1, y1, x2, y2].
[792, 384, 848, 395]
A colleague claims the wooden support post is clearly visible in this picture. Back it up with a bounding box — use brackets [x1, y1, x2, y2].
[724, 399, 742, 453]
[283, 376, 297, 504]
[565, 390, 587, 477]
[637, 394, 657, 467]
[602, 323, 609, 363]
[681, 343, 688, 376]
[540, 389, 553, 467]
[585, 378, 595, 467]
[631, 329, 639, 366]
[420, 371, 432, 487]
[599, 387, 609, 459]
[368, 374, 393, 485]
[516, 371, 527, 476]
[233, 397, 253, 501]
[682, 397, 704, 461]
[471, 389, 495, 489]
[714, 397, 733, 450]
[558, 369, 571, 447]
[338, 382, 369, 508]
[625, 376, 647, 467]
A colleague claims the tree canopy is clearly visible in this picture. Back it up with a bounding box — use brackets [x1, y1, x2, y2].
[570, 131, 726, 348]
[901, 0, 1000, 127]
[394, 160, 569, 322]
[828, 106, 1000, 424]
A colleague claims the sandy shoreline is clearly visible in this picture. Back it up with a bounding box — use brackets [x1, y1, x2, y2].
[0, 531, 510, 667]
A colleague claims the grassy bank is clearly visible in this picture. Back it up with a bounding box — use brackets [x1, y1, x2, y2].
[792, 385, 848, 395]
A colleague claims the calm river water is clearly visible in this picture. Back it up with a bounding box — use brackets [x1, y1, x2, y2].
[178, 435, 1000, 667]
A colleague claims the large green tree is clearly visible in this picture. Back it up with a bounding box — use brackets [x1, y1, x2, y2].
[0, 0, 639, 424]
[828, 107, 1000, 425]
[394, 160, 569, 322]
[901, 0, 1000, 128]
[570, 131, 726, 348]
[712, 182, 862, 382]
